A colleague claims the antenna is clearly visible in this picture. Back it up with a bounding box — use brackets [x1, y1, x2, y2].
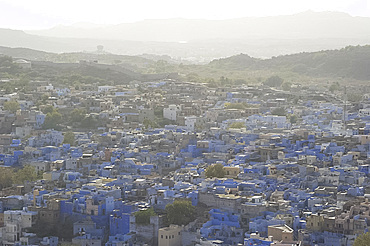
[343, 86, 347, 133]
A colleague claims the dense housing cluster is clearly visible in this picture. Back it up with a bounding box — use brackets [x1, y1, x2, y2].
[0, 59, 370, 246]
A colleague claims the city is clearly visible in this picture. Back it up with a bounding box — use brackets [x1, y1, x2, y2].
[0, 55, 369, 245]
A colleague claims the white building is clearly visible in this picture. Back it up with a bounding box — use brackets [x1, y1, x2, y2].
[15, 126, 32, 138]
[1, 210, 37, 245]
[163, 105, 181, 121]
[184, 116, 197, 131]
[98, 86, 115, 93]
[65, 157, 78, 170]
[14, 59, 31, 70]
[359, 108, 370, 117]
[248, 115, 287, 128]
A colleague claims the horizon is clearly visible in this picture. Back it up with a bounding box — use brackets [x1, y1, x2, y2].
[0, 0, 369, 30]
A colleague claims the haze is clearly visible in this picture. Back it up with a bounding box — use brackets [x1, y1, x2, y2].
[1, 0, 369, 29]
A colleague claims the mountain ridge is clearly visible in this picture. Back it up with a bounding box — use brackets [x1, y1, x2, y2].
[209, 45, 370, 80]
[26, 11, 370, 42]
[1, 11, 370, 62]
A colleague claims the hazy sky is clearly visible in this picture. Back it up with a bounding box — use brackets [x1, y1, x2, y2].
[0, 0, 369, 29]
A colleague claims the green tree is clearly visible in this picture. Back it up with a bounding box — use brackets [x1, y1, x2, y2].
[205, 163, 225, 178]
[63, 131, 75, 145]
[3, 100, 20, 113]
[263, 75, 284, 87]
[353, 232, 370, 246]
[228, 122, 245, 129]
[271, 107, 286, 116]
[0, 167, 14, 190]
[186, 73, 199, 82]
[154, 60, 168, 73]
[143, 119, 157, 129]
[329, 82, 340, 92]
[70, 108, 87, 123]
[291, 63, 308, 73]
[154, 107, 164, 117]
[80, 114, 98, 128]
[282, 82, 292, 91]
[41, 105, 55, 114]
[289, 114, 298, 124]
[43, 110, 62, 130]
[347, 93, 362, 102]
[134, 208, 156, 224]
[234, 79, 246, 85]
[224, 103, 245, 110]
[165, 199, 195, 226]
[205, 78, 218, 87]
[12, 165, 40, 185]
[16, 77, 30, 92]
[40, 94, 49, 102]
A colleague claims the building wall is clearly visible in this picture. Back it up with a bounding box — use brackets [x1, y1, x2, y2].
[110, 213, 130, 236]
[158, 224, 182, 246]
[323, 217, 336, 232]
[306, 214, 324, 231]
[86, 199, 99, 216]
[130, 215, 159, 245]
[224, 166, 240, 178]
[164, 105, 180, 121]
[268, 225, 293, 242]
[198, 192, 240, 212]
[73, 221, 96, 236]
[72, 237, 102, 246]
[184, 116, 197, 131]
[3, 211, 37, 245]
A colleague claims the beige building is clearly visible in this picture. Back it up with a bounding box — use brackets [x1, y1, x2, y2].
[306, 213, 324, 231]
[268, 224, 294, 242]
[244, 107, 260, 116]
[158, 224, 183, 246]
[358, 135, 370, 145]
[224, 166, 241, 178]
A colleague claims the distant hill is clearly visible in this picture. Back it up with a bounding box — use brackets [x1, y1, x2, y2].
[0, 45, 158, 73]
[209, 45, 370, 80]
[27, 11, 370, 41]
[0, 47, 178, 84]
[1, 11, 370, 61]
[0, 28, 149, 55]
[2, 44, 370, 81]
[0, 45, 49, 60]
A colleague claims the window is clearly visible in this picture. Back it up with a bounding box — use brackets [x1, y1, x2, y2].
[166, 236, 168, 239]
[161, 235, 163, 239]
